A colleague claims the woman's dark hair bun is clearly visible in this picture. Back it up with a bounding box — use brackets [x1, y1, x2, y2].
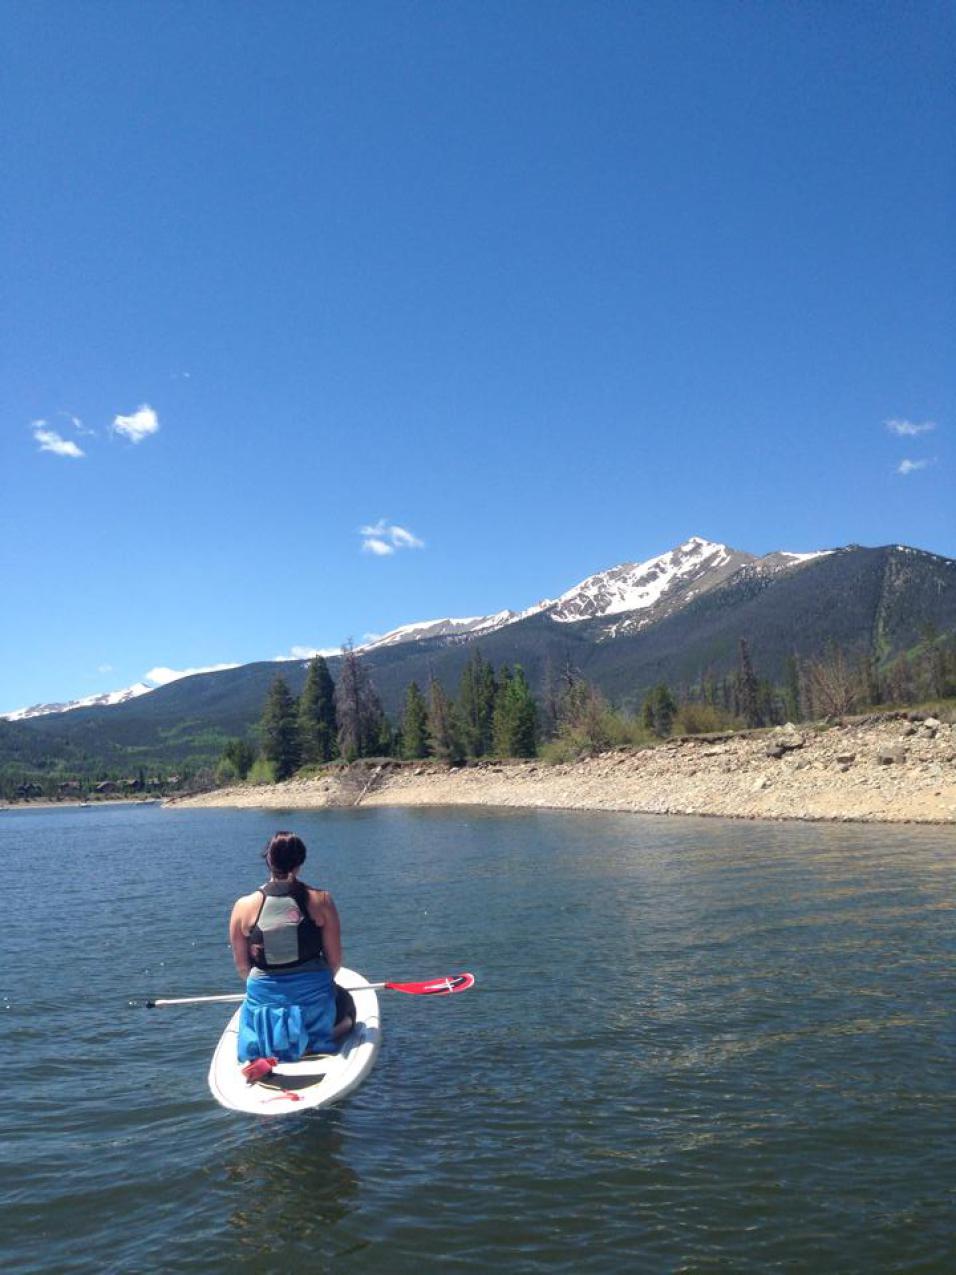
[264, 831, 307, 875]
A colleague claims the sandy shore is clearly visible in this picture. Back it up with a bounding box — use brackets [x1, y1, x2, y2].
[168, 714, 956, 825]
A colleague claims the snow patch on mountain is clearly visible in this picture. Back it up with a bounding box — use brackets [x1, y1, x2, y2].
[549, 536, 751, 624]
[1, 662, 242, 722]
[2, 682, 155, 722]
[361, 602, 551, 651]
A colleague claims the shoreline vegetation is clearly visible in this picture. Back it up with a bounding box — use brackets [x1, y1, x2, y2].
[170, 712, 956, 825]
[7, 640, 955, 819]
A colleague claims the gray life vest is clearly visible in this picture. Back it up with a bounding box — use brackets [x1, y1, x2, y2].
[248, 879, 326, 972]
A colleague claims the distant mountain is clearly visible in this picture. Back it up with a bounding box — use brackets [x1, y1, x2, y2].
[3, 539, 954, 774]
[3, 682, 154, 722]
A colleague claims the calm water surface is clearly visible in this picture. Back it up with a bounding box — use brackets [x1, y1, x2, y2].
[1, 804, 954, 1272]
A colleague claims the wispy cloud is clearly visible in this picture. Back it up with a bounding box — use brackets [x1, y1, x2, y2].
[897, 458, 932, 475]
[170, 370, 191, 380]
[32, 421, 84, 458]
[359, 519, 425, 555]
[97, 663, 114, 674]
[885, 418, 936, 437]
[113, 403, 160, 444]
[144, 662, 238, 686]
[63, 412, 95, 436]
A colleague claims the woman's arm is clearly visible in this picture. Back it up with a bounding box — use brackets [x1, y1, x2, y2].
[229, 897, 253, 981]
[312, 890, 342, 976]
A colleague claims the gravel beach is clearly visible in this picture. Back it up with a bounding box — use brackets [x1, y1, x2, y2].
[170, 714, 956, 824]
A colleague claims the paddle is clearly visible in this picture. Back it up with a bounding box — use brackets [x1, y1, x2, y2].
[143, 972, 475, 1008]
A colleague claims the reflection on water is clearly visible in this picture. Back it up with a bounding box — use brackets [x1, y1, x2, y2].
[0, 804, 954, 1272]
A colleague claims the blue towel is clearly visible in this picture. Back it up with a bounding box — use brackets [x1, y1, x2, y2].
[237, 967, 337, 1063]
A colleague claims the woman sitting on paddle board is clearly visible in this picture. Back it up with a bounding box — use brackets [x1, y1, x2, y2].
[229, 831, 354, 1064]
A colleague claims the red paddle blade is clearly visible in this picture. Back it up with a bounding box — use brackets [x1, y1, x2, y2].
[384, 973, 475, 996]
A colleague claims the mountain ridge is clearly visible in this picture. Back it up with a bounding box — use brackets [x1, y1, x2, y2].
[5, 535, 822, 719]
[3, 540, 954, 776]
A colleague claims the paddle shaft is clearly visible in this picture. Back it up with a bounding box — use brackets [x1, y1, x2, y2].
[146, 983, 385, 1008]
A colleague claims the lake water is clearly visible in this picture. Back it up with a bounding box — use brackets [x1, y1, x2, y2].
[1, 804, 954, 1272]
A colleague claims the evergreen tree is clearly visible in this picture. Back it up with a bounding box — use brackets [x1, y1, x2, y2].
[298, 655, 338, 764]
[539, 656, 561, 742]
[427, 678, 464, 762]
[334, 643, 386, 761]
[260, 676, 301, 780]
[642, 683, 678, 738]
[457, 652, 481, 757]
[492, 665, 512, 754]
[510, 665, 538, 757]
[223, 737, 255, 779]
[735, 638, 761, 727]
[477, 654, 498, 753]
[401, 681, 429, 759]
[457, 649, 496, 757]
[493, 664, 538, 756]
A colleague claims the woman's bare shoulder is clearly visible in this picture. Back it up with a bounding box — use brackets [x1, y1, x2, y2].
[302, 883, 334, 910]
[232, 888, 262, 913]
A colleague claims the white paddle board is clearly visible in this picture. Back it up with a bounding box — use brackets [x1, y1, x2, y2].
[208, 966, 380, 1116]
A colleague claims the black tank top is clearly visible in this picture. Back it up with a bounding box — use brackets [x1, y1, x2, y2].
[247, 879, 327, 972]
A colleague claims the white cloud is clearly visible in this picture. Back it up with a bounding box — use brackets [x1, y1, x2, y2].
[363, 537, 395, 556]
[273, 645, 342, 661]
[143, 662, 238, 686]
[113, 403, 160, 443]
[885, 418, 936, 437]
[897, 458, 931, 475]
[97, 663, 114, 674]
[359, 519, 425, 555]
[389, 525, 425, 549]
[32, 421, 84, 458]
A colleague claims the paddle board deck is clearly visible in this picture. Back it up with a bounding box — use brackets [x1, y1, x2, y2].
[208, 966, 380, 1116]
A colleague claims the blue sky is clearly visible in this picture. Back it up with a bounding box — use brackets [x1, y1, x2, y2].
[3, 1, 953, 711]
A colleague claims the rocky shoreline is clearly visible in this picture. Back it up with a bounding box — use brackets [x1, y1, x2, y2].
[168, 713, 956, 825]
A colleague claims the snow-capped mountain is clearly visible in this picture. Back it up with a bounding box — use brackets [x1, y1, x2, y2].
[550, 539, 832, 638]
[363, 537, 831, 651]
[2, 682, 154, 723]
